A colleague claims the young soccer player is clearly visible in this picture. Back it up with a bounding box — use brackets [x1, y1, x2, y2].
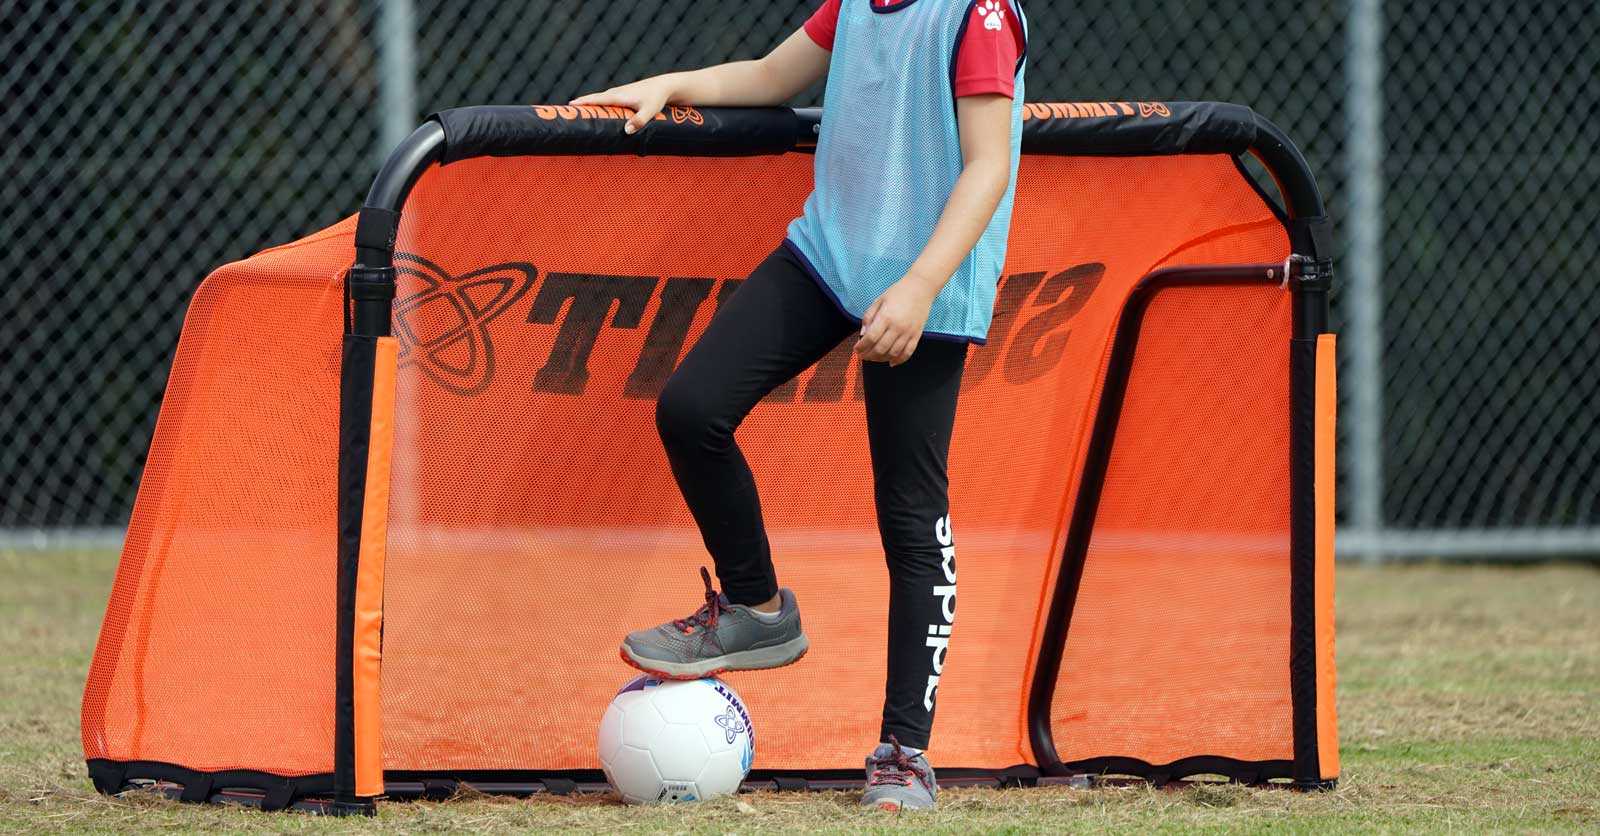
[574, 0, 1026, 810]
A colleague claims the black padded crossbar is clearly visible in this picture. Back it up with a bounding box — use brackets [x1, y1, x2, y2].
[433, 105, 805, 162]
[429, 101, 1265, 163]
[1017, 101, 1259, 156]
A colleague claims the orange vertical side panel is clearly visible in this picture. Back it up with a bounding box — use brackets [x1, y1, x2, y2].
[1314, 333, 1339, 779]
[355, 336, 399, 797]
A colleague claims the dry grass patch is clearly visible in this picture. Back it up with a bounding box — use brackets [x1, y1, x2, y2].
[2, 551, 1597, 834]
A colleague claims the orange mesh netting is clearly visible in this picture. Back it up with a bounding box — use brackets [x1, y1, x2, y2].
[84, 137, 1298, 782]
[81, 223, 352, 776]
[1050, 284, 1294, 768]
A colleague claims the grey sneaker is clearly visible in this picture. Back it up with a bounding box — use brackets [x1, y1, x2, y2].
[861, 737, 937, 811]
[619, 567, 808, 679]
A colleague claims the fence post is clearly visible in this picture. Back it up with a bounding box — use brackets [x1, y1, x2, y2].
[1344, 0, 1386, 562]
[378, 0, 419, 157]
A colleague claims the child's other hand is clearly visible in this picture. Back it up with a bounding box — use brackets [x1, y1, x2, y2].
[570, 78, 674, 135]
[855, 278, 939, 366]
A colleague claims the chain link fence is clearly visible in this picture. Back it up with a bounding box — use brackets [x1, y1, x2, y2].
[3, 1, 1596, 557]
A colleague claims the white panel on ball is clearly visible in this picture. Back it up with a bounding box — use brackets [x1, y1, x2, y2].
[597, 676, 755, 805]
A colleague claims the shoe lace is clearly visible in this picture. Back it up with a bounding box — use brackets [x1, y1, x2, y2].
[671, 567, 729, 635]
[868, 735, 927, 788]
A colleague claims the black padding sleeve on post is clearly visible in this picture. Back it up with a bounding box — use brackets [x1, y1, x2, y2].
[353, 207, 400, 254]
[1019, 101, 1259, 156]
[335, 335, 378, 803]
[1288, 335, 1321, 783]
[433, 105, 802, 161]
[1287, 216, 1336, 261]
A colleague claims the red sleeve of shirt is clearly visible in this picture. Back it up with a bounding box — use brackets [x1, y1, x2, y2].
[953, 1, 1025, 99]
[804, 0, 842, 51]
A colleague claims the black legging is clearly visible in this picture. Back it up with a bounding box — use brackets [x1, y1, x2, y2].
[655, 242, 966, 749]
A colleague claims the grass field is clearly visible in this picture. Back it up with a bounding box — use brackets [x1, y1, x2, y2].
[2, 550, 1597, 834]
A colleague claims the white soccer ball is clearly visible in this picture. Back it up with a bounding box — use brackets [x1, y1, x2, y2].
[597, 675, 755, 804]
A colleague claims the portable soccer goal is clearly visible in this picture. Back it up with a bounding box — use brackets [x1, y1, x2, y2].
[83, 102, 1339, 814]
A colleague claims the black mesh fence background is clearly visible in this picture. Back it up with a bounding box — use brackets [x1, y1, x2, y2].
[3, 1, 1596, 555]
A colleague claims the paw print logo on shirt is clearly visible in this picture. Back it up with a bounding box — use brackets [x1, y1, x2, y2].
[979, 0, 1005, 31]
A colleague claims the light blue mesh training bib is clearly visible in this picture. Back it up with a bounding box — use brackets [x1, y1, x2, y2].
[786, 0, 1027, 344]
